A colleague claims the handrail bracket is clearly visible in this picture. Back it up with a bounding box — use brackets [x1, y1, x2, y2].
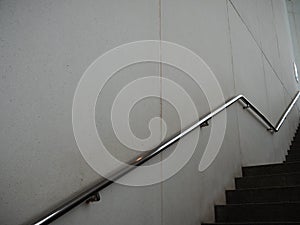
[243, 104, 250, 109]
[86, 192, 101, 204]
[200, 120, 209, 128]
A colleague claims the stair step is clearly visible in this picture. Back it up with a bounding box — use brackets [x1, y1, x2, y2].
[290, 143, 300, 148]
[292, 131, 300, 139]
[215, 202, 300, 222]
[290, 145, 300, 150]
[226, 186, 300, 204]
[291, 142, 300, 147]
[235, 172, 300, 189]
[288, 149, 300, 154]
[291, 138, 300, 143]
[203, 223, 300, 225]
[242, 162, 300, 176]
[286, 153, 300, 162]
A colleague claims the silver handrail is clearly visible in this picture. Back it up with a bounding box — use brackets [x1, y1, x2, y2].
[32, 91, 300, 225]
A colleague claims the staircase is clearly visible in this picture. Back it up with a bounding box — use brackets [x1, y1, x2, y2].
[203, 127, 300, 225]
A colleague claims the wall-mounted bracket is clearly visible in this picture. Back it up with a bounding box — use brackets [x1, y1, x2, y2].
[86, 192, 101, 204]
[200, 120, 209, 128]
[243, 104, 250, 109]
[267, 128, 274, 133]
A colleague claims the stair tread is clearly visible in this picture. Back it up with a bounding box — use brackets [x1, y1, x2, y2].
[235, 172, 300, 189]
[216, 202, 300, 206]
[288, 150, 300, 154]
[226, 185, 300, 203]
[243, 162, 300, 170]
[203, 223, 300, 225]
[286, 154, 300, 162]
[215, 202, 300, 222]
[226, 184, 300, 191]
[237, 171, 300, 179]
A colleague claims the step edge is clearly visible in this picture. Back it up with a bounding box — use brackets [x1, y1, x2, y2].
[226, 185, 300, 192]
[236, 171, 300, 180]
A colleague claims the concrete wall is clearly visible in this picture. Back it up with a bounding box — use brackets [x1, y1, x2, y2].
[0, 0, 299, 225]
[287, 0, 300, 79]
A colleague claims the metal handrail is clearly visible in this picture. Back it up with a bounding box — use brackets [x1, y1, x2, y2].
[32, 91, 300, 225]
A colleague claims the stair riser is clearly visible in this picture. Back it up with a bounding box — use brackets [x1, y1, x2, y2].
[226, 187, 300, 204]
[288, 149, 300, 154]
[286, 154, 300, 162]
[235, 174, 300, 189]
[215, 203, 300, 222]
[242, 163, 300, 176]
[291, 138, 300, 144]
[290, 144, 300, 148]
[203, 223, 300, 225]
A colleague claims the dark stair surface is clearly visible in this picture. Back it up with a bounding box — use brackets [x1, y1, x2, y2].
[203, 126, 300, 225]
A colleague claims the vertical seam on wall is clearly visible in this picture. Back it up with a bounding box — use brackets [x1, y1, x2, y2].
[291, 1, 300, 113]
[228, 0, 294, 99]
[226, 0, 243, 167]
[287, 1, 300, 113]
[291, 1, 300, 56]
[260, 27, 276, 160]
[289, 1, 300, 113]
[271, 0, 281, 60]
[267, 0, 278, 160]
[257, 0, 271, 119]
[158, 0, 163, 224]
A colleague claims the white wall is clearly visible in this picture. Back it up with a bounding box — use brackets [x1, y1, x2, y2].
[0, 1, 299, 225]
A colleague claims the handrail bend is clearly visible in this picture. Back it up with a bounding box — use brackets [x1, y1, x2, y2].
[32, 91, 300, 225]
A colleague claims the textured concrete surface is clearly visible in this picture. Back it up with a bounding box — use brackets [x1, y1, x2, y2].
[287, 0, 300, 77]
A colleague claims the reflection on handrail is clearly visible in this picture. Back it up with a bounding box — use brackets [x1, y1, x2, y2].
[32, 91, 300, 225]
